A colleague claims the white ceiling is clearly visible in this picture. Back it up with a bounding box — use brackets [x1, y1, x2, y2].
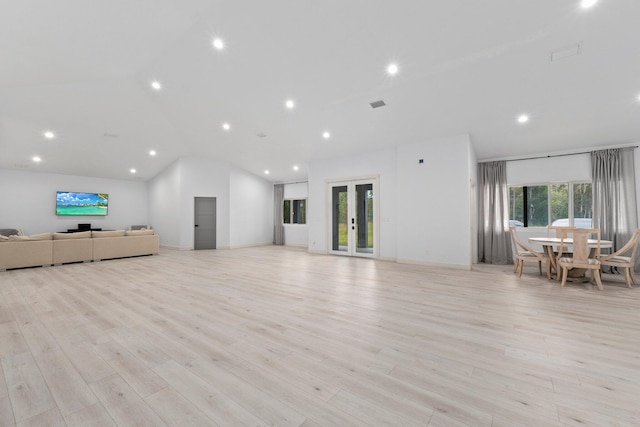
[1, 0, 639, 183]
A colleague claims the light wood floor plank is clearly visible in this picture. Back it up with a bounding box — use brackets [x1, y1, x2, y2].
[152, 359, 265, 426]
[2, 352, 56, 423]
[17, 319, 98, 416]
[0, 360, 17, 427]
[64, 402, 116, 427]
[17, 406, 66, 427]
[89, 374, 167, 427]
[144, 386, 216, 427]
[1, 246, 639, 425]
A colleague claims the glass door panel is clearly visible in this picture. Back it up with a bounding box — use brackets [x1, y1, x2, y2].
[355, 183, 373, 254]
[331, 185, 348, 252]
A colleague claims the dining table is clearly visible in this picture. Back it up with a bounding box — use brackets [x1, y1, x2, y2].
[528, 236, 613, 281]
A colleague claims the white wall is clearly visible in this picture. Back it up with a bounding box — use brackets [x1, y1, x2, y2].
[635, 147, 640, 228]
[0, 169, 148, 235]
[469, 142, 479, 264]
[396, 135, 473, 267]
[178, 157, 231, 249]
[148, 156, 273, 250]
[230, 168, 273, 248]
[308, 137, 474, 268]
[283, 182, 308, 247]
[148, 160, 181, 248]
[308, 147, 397, 260]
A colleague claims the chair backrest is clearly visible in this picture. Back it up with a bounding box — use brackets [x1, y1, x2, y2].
[610, 228, 640, 259]
[628, 229, 640, 261]
[509, 227, 521, 255]
[510, 226, 538, 255]
[548, 225, 576, 239]
[560, 228, 600, 263]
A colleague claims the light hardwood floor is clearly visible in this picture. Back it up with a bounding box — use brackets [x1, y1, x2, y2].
[1, 246, 639, 426]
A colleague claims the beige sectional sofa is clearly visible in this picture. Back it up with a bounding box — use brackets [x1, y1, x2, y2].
[0, 229, 159, 271]
[92, 229, 160, 261]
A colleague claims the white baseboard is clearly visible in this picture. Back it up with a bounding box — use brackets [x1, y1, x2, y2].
[307, 248, 327, 255]
[228, 242, 272, 250]
[285, 243, 307, 248]
[396, 258, 472, 271]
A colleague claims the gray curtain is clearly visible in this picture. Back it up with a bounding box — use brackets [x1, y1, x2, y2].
[478, 161, 513, 264]
[591, 147, 638, 271]
[273, 184, 285, 245]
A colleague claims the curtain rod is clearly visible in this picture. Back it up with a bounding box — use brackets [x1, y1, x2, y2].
[275, 180, 308, 185]
[489, 145, 638, 163]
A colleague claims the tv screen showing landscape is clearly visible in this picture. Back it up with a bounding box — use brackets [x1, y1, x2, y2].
[56, 192, 109, 216]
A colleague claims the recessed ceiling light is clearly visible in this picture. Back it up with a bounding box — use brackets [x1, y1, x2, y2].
[264, 170, 270, 175]
[212, 38, 224, 50]
[130, 168, 137, 174]
[293, 165, 299, 171]
[222, 122, 231, 131]
[44, 131, 55, 139]
[580, 0, 598, 9]
[149, 150, 156, 156]
[150, 81, 162, 91]
[387, 63, 399, 75]
[32, 156, 41, 163]
[517, 114, 530, 124]
[285, 99, 295, 109]
[322, 131, 331, 139]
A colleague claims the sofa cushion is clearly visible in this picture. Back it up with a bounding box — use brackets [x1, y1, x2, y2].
[29, 232, 53, 241]
[0, 228, 23, 237]
[125, 229, 154, 236]
[0, 235, 8, 242]
[92, 230, 126, 238]
[53, 231, 92, 240]
[8, 235, 34, 242]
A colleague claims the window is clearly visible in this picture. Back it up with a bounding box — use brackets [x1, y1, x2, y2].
[509, 182, 592, 227]
[283, 199, 306, 224]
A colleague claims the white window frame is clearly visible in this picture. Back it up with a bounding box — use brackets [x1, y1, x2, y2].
[283, 198, 307, 225]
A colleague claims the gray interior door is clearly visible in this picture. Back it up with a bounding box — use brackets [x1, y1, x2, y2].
[194, 197, 216, 250]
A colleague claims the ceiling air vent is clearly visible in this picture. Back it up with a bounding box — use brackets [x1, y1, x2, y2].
[370, 100, 386, 109]
[550, 42, 582, 62]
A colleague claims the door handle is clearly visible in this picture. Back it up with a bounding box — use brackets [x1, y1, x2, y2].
[351, 218, 354, 224]
[195, 224, 199, 227]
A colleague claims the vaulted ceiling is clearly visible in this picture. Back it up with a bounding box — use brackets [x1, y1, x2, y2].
[1, 0, 639, 183]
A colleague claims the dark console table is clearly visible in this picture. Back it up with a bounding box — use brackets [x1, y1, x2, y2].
[66, 228, 102, 232]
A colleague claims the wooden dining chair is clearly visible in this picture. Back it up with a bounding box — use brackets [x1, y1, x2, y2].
[600, 228, 640, 288]
[510, 227, 551, 279]
[557, 228, 603, 290]
[546, 225, 576, 275]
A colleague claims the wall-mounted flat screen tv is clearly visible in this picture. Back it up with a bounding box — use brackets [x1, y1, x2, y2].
[56, 192, 109, 216]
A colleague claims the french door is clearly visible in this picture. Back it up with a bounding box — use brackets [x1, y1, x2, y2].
[329, 178, 377, 258]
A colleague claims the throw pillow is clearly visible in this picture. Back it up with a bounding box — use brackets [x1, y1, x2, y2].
[0, 228, 22, 237]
